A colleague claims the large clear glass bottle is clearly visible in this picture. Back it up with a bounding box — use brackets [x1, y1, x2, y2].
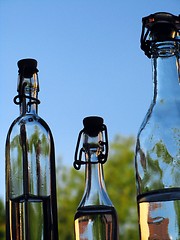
[135, 13, 180, 239]
[73, 116, 119, 240]
[6, 59, 58, 240]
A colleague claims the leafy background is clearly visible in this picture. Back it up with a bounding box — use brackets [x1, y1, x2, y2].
[0, 135, 138, 239]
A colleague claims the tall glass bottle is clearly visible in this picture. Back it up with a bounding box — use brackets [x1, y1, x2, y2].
[6, 59, 58, 240]
[73, 116, 119, 240]
[135, 13, 180, 239]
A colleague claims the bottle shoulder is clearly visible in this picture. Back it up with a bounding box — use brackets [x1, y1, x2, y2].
[138, 100, 180, 136]
[79, 188, 114, 208]
[79, 169, 114, 208]
[9, 114, 51, 130]
[6, 114, 54, 142]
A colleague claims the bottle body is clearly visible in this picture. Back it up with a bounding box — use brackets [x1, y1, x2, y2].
[135, 53, 180, 240]
[136, 105, 180, 240]
[74, 162, 119, 240]
[135, 13, 180, 240]
[6, 114, 58, 240]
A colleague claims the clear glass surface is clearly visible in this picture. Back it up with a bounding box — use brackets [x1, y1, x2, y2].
[135, 43, 180, 239]
[6, 73, 58, 240]
[138, 189, 180, 240]
[74, 133, 119, 240]
[9, 195, 51, 239]
[135, 44, 180, 194]
[6, 116, 52, 199]
[74, 205, 118, 240]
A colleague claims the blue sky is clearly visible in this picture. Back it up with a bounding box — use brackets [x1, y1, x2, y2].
[0, 0, 179, 199]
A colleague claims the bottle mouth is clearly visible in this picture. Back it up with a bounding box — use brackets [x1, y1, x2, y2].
[151, 41, 179, 57]
[74, 116, 108, 170]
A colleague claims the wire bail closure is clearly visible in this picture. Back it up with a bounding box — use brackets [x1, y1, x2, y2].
[140, 12, 180, 58]
[14, 80, 40, 106]
[73, 123, 109, 170]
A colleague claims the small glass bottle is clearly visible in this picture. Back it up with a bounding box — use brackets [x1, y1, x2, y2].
[73, 116, 119, 240]
[6, 59, 58, 240]
[135, 13, 180, 239]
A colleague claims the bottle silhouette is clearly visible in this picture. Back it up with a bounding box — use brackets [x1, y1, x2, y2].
[135, 13, 180, 240]
[6, 59, 58, 240]
[74, 116, 119, 240]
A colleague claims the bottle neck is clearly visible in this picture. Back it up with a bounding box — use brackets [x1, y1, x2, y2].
[17, 73, 39, 115]
[79, 139, 112, 207]
[151, 42, 180, 102]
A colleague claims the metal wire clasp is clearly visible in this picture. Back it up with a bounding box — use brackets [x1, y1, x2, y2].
[140, 13, 180, 58]
[13, 81, 40, 106]
[73, 124, 109, 170]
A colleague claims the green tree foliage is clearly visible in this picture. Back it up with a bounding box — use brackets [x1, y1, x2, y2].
[0, 134, 139, 239]
[57, 135, 139, 239]
[0, 198, 5, 239]
[105, 135, 139, 239]
[57, 160, 84, 239]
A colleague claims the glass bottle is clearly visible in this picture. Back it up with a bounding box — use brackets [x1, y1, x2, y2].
[6, 59, 59, 240]
[135, 13, 180, 239]
[73, 116, 119, 240]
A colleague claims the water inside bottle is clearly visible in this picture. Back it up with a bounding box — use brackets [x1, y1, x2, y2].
[7, 194, 51, 240]
[138, 188, 180, 240]
[74, 205, 118, 240]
